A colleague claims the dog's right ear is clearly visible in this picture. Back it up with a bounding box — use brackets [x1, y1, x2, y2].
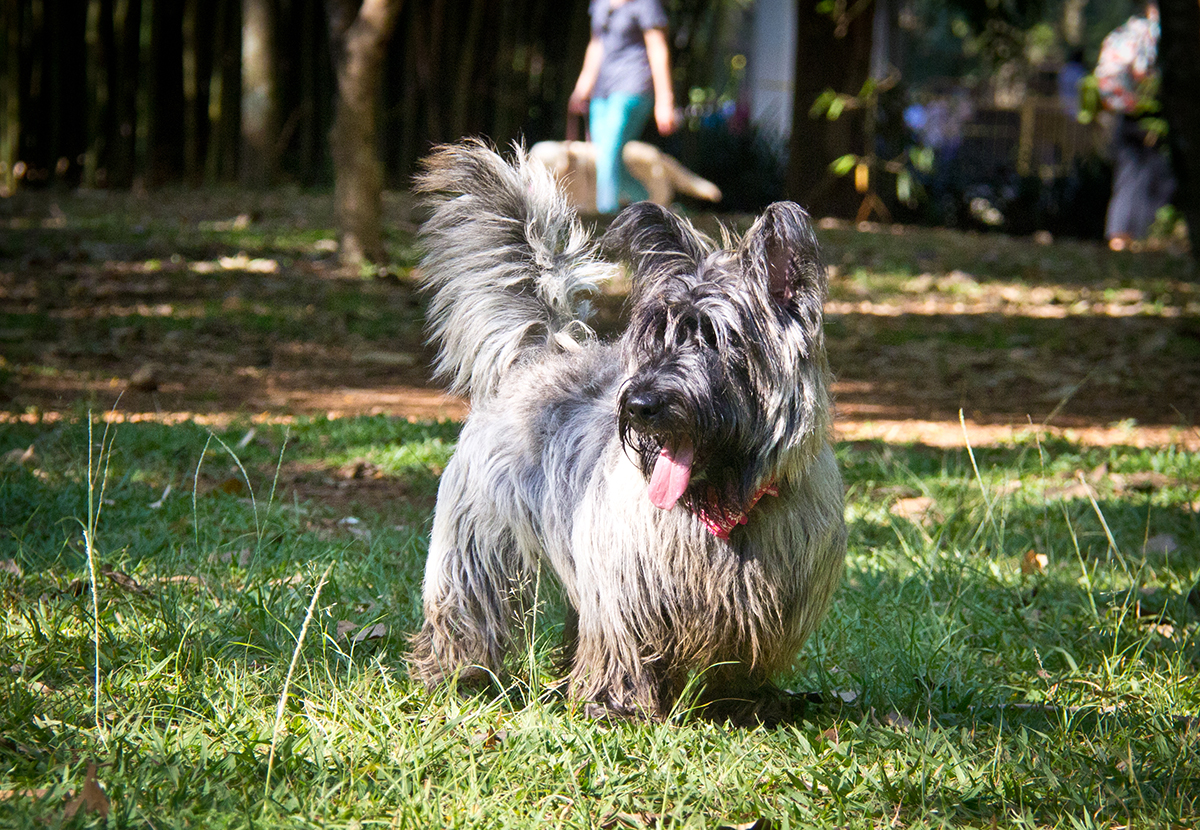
[599, 203, 708, 277]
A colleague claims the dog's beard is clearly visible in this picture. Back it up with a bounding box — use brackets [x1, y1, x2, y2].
[618, 374, 768, 519]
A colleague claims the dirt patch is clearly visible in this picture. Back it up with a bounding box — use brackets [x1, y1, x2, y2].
[2, 198, 1197, 450]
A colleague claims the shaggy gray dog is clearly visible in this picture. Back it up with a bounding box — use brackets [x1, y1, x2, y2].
[409, 140, 846, 721]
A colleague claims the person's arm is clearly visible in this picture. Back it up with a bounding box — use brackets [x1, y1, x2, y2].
[643, 27, 677, 134]
[569, 36, 605, 114]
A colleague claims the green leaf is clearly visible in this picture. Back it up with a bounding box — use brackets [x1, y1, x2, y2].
[897, 170, 912, 204]
[830, 154, 858, 176]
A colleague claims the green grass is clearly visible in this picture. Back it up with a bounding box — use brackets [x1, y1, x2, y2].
[1, 417, 1197, 828]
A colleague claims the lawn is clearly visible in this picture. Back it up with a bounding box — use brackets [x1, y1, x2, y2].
[0, 189, 1197, 828]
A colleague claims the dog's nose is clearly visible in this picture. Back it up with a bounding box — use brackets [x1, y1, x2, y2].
[624, 391, 665, 426]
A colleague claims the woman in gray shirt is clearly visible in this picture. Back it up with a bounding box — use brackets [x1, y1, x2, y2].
[569, 0, 678, 214]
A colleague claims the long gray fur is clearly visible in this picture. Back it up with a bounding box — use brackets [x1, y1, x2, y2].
[410, 140, 847, 721]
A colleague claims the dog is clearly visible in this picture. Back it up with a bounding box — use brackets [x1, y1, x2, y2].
[408, 140, 846, 722]
[529, 139, 722, 211]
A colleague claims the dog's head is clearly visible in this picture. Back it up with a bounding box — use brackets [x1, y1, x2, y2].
[601, 202, 831, 523]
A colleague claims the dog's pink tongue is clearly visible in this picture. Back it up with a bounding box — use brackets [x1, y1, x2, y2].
[647, 439, 694, 510]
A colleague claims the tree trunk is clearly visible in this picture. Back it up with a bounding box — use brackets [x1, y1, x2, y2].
[110, 0, 143, 189]
[327, 0, 404, 269]
[207, 0, 241, 183]
[149, 0, 185, 186]
[786, 0, 874, 218]
[241, 0, 278, 186]
[1158, 0, 1200, 268]
[183, 0, 216, 183]
[1, 0, 20, 196]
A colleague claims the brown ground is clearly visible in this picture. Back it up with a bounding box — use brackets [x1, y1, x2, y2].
[2, 202, 1198, 451]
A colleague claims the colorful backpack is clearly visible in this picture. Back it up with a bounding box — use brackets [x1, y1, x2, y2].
[1094, 14, 1159, 113]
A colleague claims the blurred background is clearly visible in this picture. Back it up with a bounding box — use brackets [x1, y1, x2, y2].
[1, 0, 1196, 248]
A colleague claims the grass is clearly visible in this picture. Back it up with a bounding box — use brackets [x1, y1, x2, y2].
[1, 416, 1197, 828]
[1, 187, 1197, 826]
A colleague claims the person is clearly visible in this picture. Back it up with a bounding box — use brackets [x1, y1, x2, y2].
[568, 0, 678, 215]
[1096, 2, 1176, 251]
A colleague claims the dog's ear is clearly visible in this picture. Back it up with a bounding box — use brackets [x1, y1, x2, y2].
[739, 202, 825, 310]
[599, 202, 708, 276]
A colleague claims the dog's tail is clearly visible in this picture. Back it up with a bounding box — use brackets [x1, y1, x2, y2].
[415, 140, 614, 400]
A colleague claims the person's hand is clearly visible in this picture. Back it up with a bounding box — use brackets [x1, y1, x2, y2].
[568, 90, 590, 115]
[655, 101, 678, 135]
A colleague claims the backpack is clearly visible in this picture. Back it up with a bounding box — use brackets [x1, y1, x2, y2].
[1095, 14, 1159, 113]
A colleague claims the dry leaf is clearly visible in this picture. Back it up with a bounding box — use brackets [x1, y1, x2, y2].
[218, 477, 248, 496]
[881, 710, 913, 730]
[336, 620, 358, 640]
[1021, 550, 1048, 575]
[1143, 534, 1179, 556]
[1, 445, 35, 466]
[62, 762, 109, 819]
[351, 623, 387, 644]
[127, 362, 160, 392]
[102, 567, 149, 595]
[0, 559, 22, 577]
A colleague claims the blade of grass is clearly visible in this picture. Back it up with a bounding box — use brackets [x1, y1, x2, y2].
[265, 561, 333, 795]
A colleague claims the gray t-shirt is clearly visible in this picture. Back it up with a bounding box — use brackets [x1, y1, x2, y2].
[590, 0, 669, 99]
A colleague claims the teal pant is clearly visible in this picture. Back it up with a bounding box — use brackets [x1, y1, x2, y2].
[590, 93, 653, 214]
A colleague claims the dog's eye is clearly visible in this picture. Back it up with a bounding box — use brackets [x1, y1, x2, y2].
[675, 317, 697, 348]
[699, 318, 718, 349]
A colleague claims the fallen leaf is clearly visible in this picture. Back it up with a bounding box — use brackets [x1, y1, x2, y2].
[336, 620, 358, 640]
[62, 762, 109, 819]
[881, 710, 913, 730]
[351, 623, 387, 644]
[1021, 550, 1049, 575]
[0, 559, 22, 577]
[1, 445, 35, 466]
[218, 477, 247, 496]
[1143, 534, 1179, 556]
[102, 567, 149, 595]
[127, 362, 160, 392]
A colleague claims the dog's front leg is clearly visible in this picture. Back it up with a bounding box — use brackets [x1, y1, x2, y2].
[408, 456, 532, 690]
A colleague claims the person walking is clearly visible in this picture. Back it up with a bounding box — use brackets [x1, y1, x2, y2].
[568, 0, 678, 214]
[1096, 2, 1176, 250]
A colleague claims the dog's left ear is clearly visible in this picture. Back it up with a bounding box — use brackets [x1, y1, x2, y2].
[600, 202, 709, 276]
[739, 202, 825, 310]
